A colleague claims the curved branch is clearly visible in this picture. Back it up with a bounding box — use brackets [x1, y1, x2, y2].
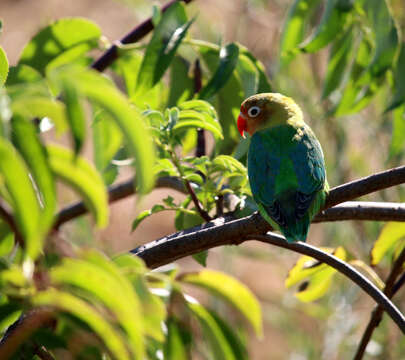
[353, 247, 405, 360]
[91, 0, 196, 72]
[251, 234, 405, 334]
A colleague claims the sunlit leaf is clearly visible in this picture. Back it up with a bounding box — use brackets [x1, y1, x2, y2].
[285, 247, 347, 302]
[11, 116, 56, 233]
[0, 139, 42, 259]
[279, 0, 321, 65]
[32, 289, 131, 360]
[51, 66, 155, 193]
[51, 251, 144, 359]
[19, 18, 101, 74]
[132, 205, 167, 232]
[46, 144, 108, 227]
[6, 64, 42, 86]
[371, 222, 405, 266]
[389, 105, 405, 158]
[173, 109, 223, 139]
[199, 43, 240, 100]
[136, 3, 191, 93]
[181, 269, 262, 336]
[60, 78, 86, 154]
[11, 97, 68, 134]
[300, 0, 351, 53]
[0, 222, 14, 257]
[0, 46, 9, 86]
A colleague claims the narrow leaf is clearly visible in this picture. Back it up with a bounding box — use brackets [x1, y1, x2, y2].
[46, 144, 108, 227]
[32, 289, 131, 360]
[167, 56, 194, 107]
[187, 301, 236, 360]
[199, 43, 240, 100]
[0, 139, 41, 259]
[164, 317, 187, 360]
[0, 45, 9, 86]
[173, 110, 223, 139]
[11, 116, 56, 232]
[181, 269, 262, 336]
[279, 0, 321, 65]
[386, 43, 405, 112]
[389, 105, 405, 158]
[51, 253, 144, 359]
[136, 3, 190, 93]
[61, 79, 86, 154]
[371, 222, 405, 265]
[236, 54, 259, 98]
[300, 0, 351, 53]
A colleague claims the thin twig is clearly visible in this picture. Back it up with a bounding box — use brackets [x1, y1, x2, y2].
[193, 59, 206, 158]
[353, 247, 405, 360]
[184, 180, 212, 222]
[91, 0, 196, 72]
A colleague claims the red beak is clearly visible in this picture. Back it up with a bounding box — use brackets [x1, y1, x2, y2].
[237, 113, 247, 138]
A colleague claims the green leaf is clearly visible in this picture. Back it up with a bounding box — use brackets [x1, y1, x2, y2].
[51, 251, 144, 359]
[361, 0, 399, 77]
[167, 56, 194, 107]
[192, 251, 208, 267]
[173, 109, 223, 139]
[322, 26, 354, 98]
[279, 0, 321, 65]
[164, 317, 187, 360]
[239, 45, 272, 92]
[52, 67, 155, 194]
[6, 64, 43, 86]
[209, 310, 249, 360]
[32, 289, 131, 360]
[300, 0, 350, 53]
[19, 18, 101, 74]
[11, 97, 68, 134]
[0, 45, 9, 86]
[199, 43, 240, 100]
[186, 301, 236, 360]
[11, 116, 56, 233]
[93, 109, 123, 184]
[60, 79, 86, 154]
[181, 269, 262, 336]
[132, 205, 167, 231]
[389, 105, 405, 158]
[0, 222, 14, 257]
[386, 43, 405, 112]
[0, 303, 22, 333]
[136, 3, 191, 93]
[212, 155, 246, 175]
[0, 139, 42, 259]
[46, 144, 108, 227]
[371, 222, 405, 266]
[285, 247, 347, 302]
[235, 54, 259, 98]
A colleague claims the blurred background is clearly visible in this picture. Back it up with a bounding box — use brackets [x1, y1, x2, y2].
[1, 0, 404, 359]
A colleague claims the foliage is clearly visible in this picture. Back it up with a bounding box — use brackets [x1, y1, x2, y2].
[0, 0, 404, 359]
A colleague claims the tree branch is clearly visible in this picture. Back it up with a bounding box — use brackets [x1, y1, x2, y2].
[91, 0, 196, 72]
[353, 247, 405, 360]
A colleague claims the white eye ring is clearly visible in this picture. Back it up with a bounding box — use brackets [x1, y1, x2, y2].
[248, 106, 261, 117]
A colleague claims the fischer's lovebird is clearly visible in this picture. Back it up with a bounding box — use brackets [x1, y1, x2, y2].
[237, 93, 328, 243]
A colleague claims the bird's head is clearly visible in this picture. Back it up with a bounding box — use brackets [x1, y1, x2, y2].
[237, 93, 303, 138]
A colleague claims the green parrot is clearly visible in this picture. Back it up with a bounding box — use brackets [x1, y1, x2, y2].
[237, 93, 328, 243]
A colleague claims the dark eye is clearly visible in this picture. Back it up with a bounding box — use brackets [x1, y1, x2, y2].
[248, 106, 260, 117]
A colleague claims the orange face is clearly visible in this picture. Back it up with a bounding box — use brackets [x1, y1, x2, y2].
[237, 102, 267, 138]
